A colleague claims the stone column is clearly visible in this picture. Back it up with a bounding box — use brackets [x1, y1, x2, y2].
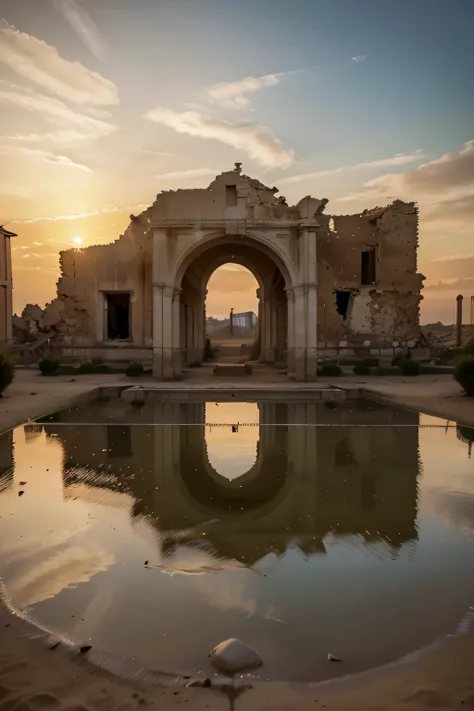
[257, 288, 264, 362]
[193, 290, 206, 364]
[152, 228, 174, 380]
[293, 285, 307, 381]
[152, 283, 174, 379]
[305, 227, 318, 380]
[172, 288, 182, 377]
[286, 287, 295, 376]
[186, 303, 194, 364]
[262, 284, 275, 363]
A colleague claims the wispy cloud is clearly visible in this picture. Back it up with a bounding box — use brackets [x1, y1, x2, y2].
[352, 55, 367, 62]
[151, 168, 219, 180]
[144, 107, 295, 169]
[431, 253, 474, 263]
[0, 25, 117, 105]
[205, 73, 279, 110]
[1, 145, 92, 172]
[0, 89, 117, 143]
[53, 0, 108, 62]
[336, 140, 474, 205]
[11, 204, 148, 224]
[279, 151, 425, 185]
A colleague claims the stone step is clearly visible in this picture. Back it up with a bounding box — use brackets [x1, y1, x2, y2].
[213, 364, 252, 377]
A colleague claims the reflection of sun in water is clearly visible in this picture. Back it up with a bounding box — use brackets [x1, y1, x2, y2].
[73, 236, 83, 246]
[205, 402, 259, 480]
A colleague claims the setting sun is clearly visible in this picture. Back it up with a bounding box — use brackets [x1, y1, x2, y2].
[72, 236, 83, 246]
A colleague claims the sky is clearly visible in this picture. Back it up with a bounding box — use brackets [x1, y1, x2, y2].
[1, 0, 473, 323]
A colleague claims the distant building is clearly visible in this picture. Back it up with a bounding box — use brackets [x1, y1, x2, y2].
[0, 226, 15, 344]
[231, 311, 257, 330]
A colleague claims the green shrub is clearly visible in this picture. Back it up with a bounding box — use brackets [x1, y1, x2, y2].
[318, 363, 342, 377]
[93, 363, 112, 374]
[399, 358, 420, 376]
[0, 353, 15, 395]
[361, 358, 379, 367]
[77, 360, 95, 374]
[454, 355, 474, 396]
[39, 356, 60, 376]
[126, 361, 144, 378]
[353, 363, 371, 375]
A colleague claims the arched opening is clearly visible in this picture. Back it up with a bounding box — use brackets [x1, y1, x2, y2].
[173, 235, 290, 375]
[206, 264, 258, 362]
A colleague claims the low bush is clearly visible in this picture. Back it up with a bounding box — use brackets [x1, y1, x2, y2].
[39, 356, 60, 376]
[391, 354, 403, 366]
[318, 363, 342, 377]
[361, 357, 379, 367]
[77, 361, 95, 374]
[399, 358, 420, 376]
[126, 361, 144, 378]
[0, 353, 15, 396]
[454, 355, 474, 396]
[353, 363, 371, 375]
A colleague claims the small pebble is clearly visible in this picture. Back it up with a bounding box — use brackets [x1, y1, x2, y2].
[80, 645, 92, 654]
[327, 653, 342, 662]
[18, 491, 24, 497]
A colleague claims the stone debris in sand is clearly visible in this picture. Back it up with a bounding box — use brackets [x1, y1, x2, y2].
[327, 653, 342, 662]
[79, 646, 92, 654]
[209, 638, 262, 675]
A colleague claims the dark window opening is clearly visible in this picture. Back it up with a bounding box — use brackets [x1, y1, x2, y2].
[361, 249, 376, 285]
[225, 185, 238, 207]
[106, 293, 130, 340]
[335, 290, 351, 319]
[107, 426, 132, 459]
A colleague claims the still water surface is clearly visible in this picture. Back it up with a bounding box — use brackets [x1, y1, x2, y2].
[0, 399, 474, 681]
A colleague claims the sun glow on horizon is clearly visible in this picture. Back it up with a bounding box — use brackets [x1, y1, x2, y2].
[72, 236, 83, 246]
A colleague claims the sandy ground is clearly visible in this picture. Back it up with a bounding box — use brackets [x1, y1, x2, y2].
[1, 368, 474, 710]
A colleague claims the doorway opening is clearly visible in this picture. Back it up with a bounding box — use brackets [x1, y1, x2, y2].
[105, 292, 131, 340]
[206, 265, 258, 360]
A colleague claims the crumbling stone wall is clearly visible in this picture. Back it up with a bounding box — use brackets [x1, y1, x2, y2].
[317, 200, 424, 345]
[56, 210, 154, 347]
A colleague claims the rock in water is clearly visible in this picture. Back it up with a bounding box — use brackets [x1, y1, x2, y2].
[209, 638, 262, 675]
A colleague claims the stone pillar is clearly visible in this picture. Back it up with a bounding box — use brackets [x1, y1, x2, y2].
[152, 284, 174, 379]
[305, 227, 318, 380]
[186, 304, 194, 364]
[286, 287, 295, 376]
[456, 294, 463, 348]
[172, 289, 181, 377]
[257, 288, 264, 362]
[152, 228, 174, 380]
[293, 224, 318, 381]
[293, 285, 307, 381]
[262, 284, 275, 363]
[193, 290, 206, 364]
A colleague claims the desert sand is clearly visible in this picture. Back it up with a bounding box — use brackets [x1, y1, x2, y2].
[2, 598, 474, 711]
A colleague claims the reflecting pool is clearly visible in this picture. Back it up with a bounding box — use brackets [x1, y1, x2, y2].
[0, 399, 473, 681]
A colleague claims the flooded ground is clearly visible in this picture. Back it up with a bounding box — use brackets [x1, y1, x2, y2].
[0, 398, 473, 682]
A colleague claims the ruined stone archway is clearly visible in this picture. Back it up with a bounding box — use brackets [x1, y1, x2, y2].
[173, 235, 290, 373]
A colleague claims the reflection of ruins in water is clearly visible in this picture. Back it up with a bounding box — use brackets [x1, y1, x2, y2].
[41, 400, 422, 564]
